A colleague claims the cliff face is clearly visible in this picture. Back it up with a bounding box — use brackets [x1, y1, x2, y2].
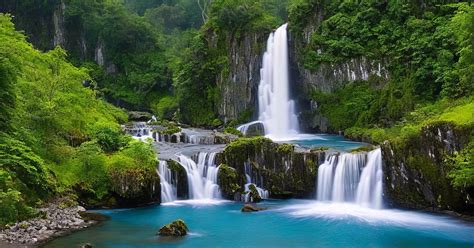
[213, 32, 268, 123]
[2, 1, 106, 67]
[381, 122, 473, 213]
[288, 4, 389, 132]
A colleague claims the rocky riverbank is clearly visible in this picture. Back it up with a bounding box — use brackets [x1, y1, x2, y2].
[0, 201, 103, 247]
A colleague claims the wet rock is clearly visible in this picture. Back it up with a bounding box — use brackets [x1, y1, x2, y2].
[240, 204, 266, 213]
[78, 212, 109, 221]
[79, 243, 93, 248]
[248, 184, 262, 203]
[157, 219, 188, 237]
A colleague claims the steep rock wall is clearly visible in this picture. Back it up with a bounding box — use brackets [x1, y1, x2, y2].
[288, 4, 389, 132]
[213, 32, 268, 123]
[381, 122, 473, 214]
[218, 137, 324, 199]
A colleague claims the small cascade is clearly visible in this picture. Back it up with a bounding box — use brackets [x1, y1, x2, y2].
[177, 152, 221, 200]
[356, 148, 383, 209]
[242, 162, 269, 202]
[316, 148, 383, 208]
[157, 160, 177, 203]
[124, 122, 155, 141]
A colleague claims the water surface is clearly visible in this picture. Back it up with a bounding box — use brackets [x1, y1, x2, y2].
[44, 200, 474, 248]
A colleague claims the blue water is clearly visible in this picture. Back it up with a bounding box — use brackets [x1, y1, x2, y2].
[44, 200, 474, 248]
[282, 134, 369, 151]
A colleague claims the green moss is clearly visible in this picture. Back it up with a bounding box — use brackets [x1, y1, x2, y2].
[217, 164, 241, 199]
[224, 127, 243, 137]
[277, 144, 295, 154]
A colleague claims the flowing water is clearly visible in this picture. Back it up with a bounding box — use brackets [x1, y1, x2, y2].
[242, 162, 269, 202]
[157, 161, 177, 203]
[237, 23, 299, 140]
[44, 200, 474, 248]
[317, 148, 383, 209]
[177, 152, 221, 200]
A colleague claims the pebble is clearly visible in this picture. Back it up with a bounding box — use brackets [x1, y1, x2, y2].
[0, 203, 96, 245]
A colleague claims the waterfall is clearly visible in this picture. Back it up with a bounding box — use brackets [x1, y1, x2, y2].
[177, 152, 221, 200]
[239, 23, 299, 140]
[257, 23, 299, 140]
[316, 148, 383, 208]
[157, 161, 177, 203]
[356, 148, 383, 209]
[242, 162, 269, 202]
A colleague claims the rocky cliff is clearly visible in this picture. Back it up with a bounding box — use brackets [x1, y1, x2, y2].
[217, 137, 324, 199]
[287, 3, 389, 132]
[212, 32, 268, 123]
[381, 122, 474, 214]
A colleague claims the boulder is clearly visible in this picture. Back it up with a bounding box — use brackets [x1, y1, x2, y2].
[157, 219, 188, 237]
[241, 204, 265, 212]
[248, 184, 262, 203]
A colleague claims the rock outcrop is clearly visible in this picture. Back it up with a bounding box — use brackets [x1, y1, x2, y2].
[218, 137, 324, 200]
[157, 219, 188, 237]
[382, 122, 474, 214]
[212, 31, 269, 123]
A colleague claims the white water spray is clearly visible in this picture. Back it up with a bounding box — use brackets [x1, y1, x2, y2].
[316, 148, 383, 209]
[177, 152, 221, 200]
[157, 160, 177, 203]
[239, 24, 299, 140]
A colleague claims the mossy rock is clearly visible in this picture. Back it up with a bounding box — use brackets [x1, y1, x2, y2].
[158, 219, 188, 236]
[217, 164, 241, 199]
[248, 184, 262, 202]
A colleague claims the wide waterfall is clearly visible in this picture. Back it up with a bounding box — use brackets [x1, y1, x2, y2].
[157, 160, 177, 203]
[177, 152, 221, 200]
[316, 148, 383, 209]
[239, 23, 299, 140]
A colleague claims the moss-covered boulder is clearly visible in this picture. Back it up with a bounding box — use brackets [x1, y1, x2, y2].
[217, 164, 242, 199]
[158, 219, 188, 236]
[220, 137, 324, 200]
[247, 184, 262, 202]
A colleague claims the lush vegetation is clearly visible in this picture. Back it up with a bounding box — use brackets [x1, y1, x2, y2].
[0, 14, 157, 226]
[289, 1, 474, 189]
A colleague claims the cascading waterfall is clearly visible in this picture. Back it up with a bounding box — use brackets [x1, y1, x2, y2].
[242, 162, 269, 202]
[316, 148, 383, 208]
[157, 160, 177, 203]
[239, 23, 299, 140]
[177, 152, 221, 200]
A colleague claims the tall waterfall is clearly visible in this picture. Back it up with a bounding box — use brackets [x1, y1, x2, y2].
[157, 161, 177, 203]
[177, 152, 221, 200]
[316, 148, 383, 209]
[239, 23, 299, 140]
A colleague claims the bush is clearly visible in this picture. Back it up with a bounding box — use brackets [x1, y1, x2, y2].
[90, 122, 130, 153]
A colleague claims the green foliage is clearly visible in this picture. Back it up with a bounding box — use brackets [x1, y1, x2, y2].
[90, 122, 131, 153]
[224, 127, 243, 137]
[448, 137, 474, 188]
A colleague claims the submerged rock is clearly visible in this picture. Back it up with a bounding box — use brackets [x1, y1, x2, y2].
[241, 204, 266, 212]
[158, 219, 188, 237]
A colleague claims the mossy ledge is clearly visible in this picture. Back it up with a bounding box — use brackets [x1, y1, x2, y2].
[218, 137, 325, 199]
